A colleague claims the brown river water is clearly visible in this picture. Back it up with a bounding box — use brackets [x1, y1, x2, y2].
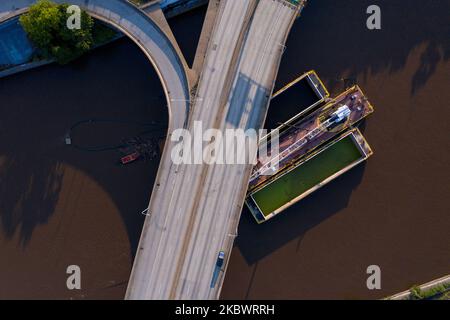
[0, 1, 449, 299]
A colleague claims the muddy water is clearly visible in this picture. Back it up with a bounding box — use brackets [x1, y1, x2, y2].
[1, 1, 449, 299]
[0, 38, 168, 299]
[222, 0, 450, 299]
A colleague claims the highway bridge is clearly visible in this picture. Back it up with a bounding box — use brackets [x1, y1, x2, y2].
[126, 0, 305, 299]
[1, 0, 305, 299]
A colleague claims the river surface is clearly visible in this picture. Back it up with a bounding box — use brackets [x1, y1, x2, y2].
[0, 1, 449, 299]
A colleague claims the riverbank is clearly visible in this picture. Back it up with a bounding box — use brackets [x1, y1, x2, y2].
[0, 16, 120, 79]
[387, 275, 450, 300]
[0, 0, 206, 79]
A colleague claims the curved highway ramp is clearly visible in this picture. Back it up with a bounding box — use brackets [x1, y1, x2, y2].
[0, 0, 191, 133]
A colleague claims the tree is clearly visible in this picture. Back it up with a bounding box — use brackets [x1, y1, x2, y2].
[20, 0, 94, 64]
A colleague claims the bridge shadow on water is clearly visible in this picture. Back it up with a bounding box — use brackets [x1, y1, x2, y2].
[0, 38, 167, 254]
[0, 0, 448, 298]
[0, 156, 64, 246]
[0, 4, 208, 256]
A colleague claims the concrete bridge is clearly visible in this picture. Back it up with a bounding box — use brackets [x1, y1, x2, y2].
[1, 0, 306, 299]
[126, 0, 305, 299]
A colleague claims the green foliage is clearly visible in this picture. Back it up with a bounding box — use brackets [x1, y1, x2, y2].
[409, 283, 450, 300]
[20, 0, 94, 64]
[92, 22, 118, 45]
[410, 286, 423, 300]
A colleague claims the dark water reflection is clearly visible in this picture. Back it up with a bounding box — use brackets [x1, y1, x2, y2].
[0, 1, 449, 299]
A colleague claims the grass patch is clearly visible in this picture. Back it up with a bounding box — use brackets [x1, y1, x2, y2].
[252, 135, 362, 216]
[409, 283, 450, 300]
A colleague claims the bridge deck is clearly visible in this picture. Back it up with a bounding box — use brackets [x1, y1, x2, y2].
[126, 0, 302, 300]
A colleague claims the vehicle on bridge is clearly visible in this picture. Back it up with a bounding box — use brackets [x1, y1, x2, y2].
[210, 251, 225, 288]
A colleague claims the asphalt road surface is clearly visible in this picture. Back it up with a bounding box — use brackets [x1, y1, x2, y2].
[126, 0, 302, 299]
